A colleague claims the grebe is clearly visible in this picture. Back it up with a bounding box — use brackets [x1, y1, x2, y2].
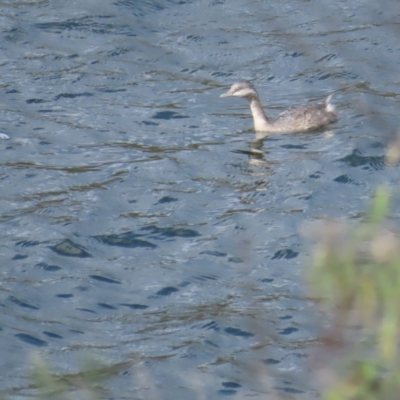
[220, 82, 337, 135]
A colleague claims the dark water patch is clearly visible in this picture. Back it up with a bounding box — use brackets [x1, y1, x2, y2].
[151, 111, 189, 120]
[280, 144, 307, 150]
[34, 17, 136, 36]
[56, 294, 73, 298]
[333, 174, 358, 185]
[263, 358, 280, 365]
[193, 275, 218, 282]
[94, 232, 157, 249]
[97, 302, 117, 310]
[201, 321, 219, 331]
[6, 89, 19, 94]
[157, 196, 178, 204]
[211, 0, 224, 5]
[186, 34, 204, 42]
[120, 303, 149, 310]
[140, 225, 201, 239]
[370, 141, 385, 149]
[154, 286, 179, 297]
[16, 240, 41, 247]
[77, 308, 96, 314]
[51, 239, 92, 258]
[200, 250, 227, 257]
[228, 257, 243, 263]
[222, 382, 241, 389]
[316, 54, 337, 63]
[351, 113, 365, 120]
[261, 278, 274, 283]
[284, 52, 304, 58]
[54, 92, 94, 100]
[279, 315, 292, 320]
[70, 329, 84, 335]
[211, 71, 233, 77]
[309, 172, 322, 179]
[39, 140, 51, 145]
[181, 68, 198, 74]
[275, 387, 305, 394]
[311, 72, 331, 81]
[224, 327, 254, 338]
[108, 47, 129, 57]
[9, 296, 39, 310]
[43, 331, 63, 339]
[89, 275, 121, 284]
[15, 333, 47, 347]
[26, 98, 47, 104]
[302, 70, 357, 83]
[97, 87, 127, 93]
[35, 262, 61, 272]
[141, 120, 159, 126]
[271, 249, 298, 260]
[338, 149, 386, 170]
[53, 53, 79, 60]
[178, 281, 191, 287]
[279, 327, 299, 335]
[12, 254, 28, 260]
[334, 71, 359, 80]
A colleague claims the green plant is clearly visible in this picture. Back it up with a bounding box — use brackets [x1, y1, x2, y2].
[308, 186, 400, 399]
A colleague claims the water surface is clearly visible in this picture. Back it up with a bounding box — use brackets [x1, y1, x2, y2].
[1, 0, 400, 398]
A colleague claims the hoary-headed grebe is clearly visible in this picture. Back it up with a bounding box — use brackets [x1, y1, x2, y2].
[220, 82, 337, 135]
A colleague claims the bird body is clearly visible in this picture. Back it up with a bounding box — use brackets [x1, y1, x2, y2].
[221, 82, 337, 135]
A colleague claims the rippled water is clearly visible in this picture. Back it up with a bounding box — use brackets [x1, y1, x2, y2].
[1, 0, 400, 398]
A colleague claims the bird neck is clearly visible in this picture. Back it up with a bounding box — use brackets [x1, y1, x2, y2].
[249, 97, 271, 132]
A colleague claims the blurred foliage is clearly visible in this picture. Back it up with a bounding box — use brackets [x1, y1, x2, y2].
[308, 186, 400, 400]
[27, 353, 133, 400]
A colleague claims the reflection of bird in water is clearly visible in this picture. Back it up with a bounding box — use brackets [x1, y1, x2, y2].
[247, 139, 268, 166]
[233, 139, 271, 166]
[220, 82, 337, 136]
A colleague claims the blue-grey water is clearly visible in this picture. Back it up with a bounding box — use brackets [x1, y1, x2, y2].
[1, 0, 400, 398]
